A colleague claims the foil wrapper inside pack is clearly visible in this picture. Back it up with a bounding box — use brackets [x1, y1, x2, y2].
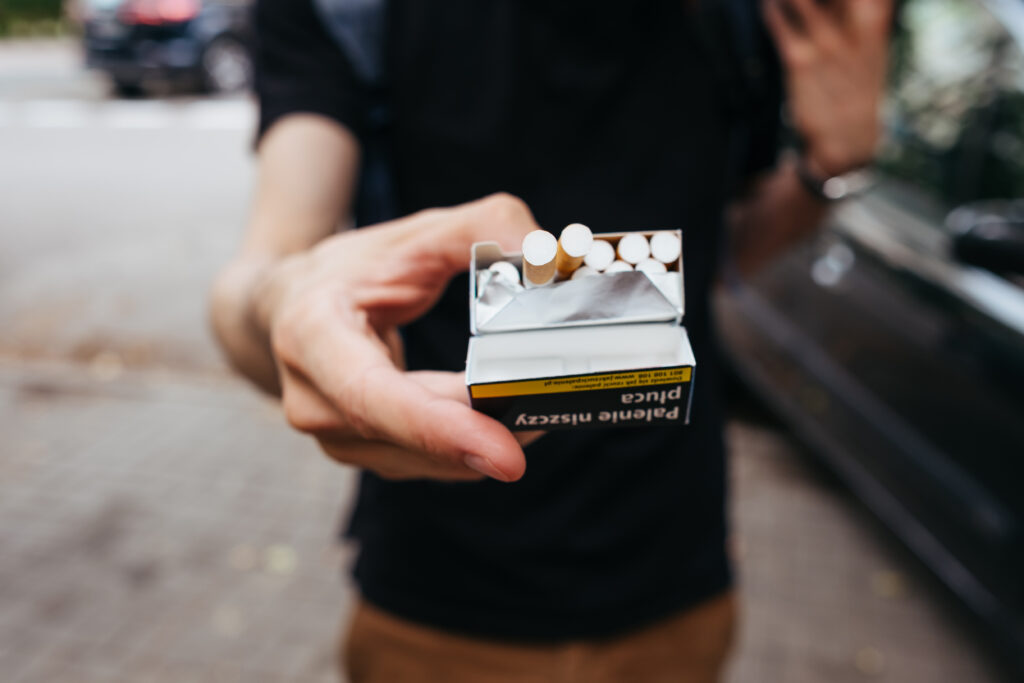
[473, 267, 683, 334]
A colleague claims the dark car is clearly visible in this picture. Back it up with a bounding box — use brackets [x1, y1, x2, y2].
[717, 0, 1024, 673]
[80, 0, 253, 95]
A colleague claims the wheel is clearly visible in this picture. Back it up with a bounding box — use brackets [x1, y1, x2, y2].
[112, 79, 145, 98]
[200, 36, 253, 94]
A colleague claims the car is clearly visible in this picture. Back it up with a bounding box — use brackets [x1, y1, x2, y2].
[716, 0, 1024, 674]
[79, 0, 253, 96]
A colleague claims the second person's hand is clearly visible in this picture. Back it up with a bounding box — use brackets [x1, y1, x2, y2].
[764, 0, 894, 176]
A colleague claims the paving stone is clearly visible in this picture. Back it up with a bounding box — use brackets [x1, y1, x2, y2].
[0, 360, 1010, 682]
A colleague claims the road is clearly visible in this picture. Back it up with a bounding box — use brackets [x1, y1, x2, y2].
[0, 39, 1011, 683]
[0, 40, 252, 372]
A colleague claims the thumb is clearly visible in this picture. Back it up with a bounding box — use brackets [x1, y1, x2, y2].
[403, 193, 541, 274]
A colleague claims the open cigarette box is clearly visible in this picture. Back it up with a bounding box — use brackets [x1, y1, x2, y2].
[466, 230, 695, 431]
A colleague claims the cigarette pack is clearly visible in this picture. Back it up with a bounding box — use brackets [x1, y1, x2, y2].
[465, 230, 695, 431]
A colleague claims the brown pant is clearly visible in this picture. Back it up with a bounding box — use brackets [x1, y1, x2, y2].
[342, 592, 736, 683]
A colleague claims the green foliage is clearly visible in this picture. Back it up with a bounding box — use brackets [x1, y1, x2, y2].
[0, 0, 65, 35]
[879, 0, 1024, 205]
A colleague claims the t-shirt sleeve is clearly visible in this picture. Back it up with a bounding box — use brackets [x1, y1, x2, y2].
[253, 0, 369, 143]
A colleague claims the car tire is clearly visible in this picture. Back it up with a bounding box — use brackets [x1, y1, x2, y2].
[200, 36, 253, 94]
[113, 79, 145, 98]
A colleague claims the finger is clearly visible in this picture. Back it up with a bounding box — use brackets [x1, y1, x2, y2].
[282, 367, 489, 481]
[406, 370, 472, 404]
[279, 361, 348, 435]
[320, 438, 486, 481]
[284, 361, 518, 481]
[763, 0, 814, 65]
[351, 194, 542, 330]
[382, 327, 406, 369]
[401, 193, 541, 275]
[407, 371, 546, 447]
[845, 0, 894, 43]
[779, 0, 829, 37]
[308, 323, 527, 482]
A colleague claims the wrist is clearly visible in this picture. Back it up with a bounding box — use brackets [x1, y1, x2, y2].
[792, 150, 876, 203]
[244, 255, 294, 338]
[801, 147, 873, 179]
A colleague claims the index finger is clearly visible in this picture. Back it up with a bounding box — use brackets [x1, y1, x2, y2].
[310, 322, 527, 482]
[397, 192, 541, 274]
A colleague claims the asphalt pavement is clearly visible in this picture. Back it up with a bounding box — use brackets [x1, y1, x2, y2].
[0, 39, 1012, 683]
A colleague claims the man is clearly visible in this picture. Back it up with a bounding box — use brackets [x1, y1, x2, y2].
[210, 0, 892, 680]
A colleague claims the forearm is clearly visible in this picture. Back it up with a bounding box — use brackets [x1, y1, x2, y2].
[210, 255, 281, 394]
[742, 0, 892, 274]
[209, 115, 361, 395]
[728, 156, 831, 275]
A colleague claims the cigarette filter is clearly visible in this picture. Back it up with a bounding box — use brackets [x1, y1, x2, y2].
[488, 260, 521, 286]
[605, 260, 634, 274]
[522, 230, 558, 288]
[583, 239, 615, 272]
[650, 231, 681, 264]
[555, 223, 594, 278]
[570, 265, 599, 280]
[617, 233, 651, 265]
[636, 258, 668, 275]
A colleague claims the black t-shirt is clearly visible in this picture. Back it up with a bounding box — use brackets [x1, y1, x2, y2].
[255, 0, 781, 640]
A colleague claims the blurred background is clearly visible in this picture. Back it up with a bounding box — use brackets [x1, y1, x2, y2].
[1, 0, 1022, 681]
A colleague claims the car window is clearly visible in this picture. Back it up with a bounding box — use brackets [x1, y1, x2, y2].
[879, 0, 1024, 206]
[980, 2, 1024, 200]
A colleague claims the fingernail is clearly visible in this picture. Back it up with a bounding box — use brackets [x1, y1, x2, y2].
[463, 454, 508, 481]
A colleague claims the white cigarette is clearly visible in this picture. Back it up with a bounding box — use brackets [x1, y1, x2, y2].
[649, 231, 681, 264]
[616, 233, 650, 265]
[488, 260, 521, 286]
[570, 265, 599, 280]
[605, 260, 634, 274]
[555, 223, 594, 278]
[522, 230, 558, 287]
[583, 239, 615, 272]
[635, 258, 668, 275]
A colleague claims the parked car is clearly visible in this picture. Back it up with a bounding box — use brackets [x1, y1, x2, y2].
[717, 0, 1024, 674]
[80, 0, 253, 96]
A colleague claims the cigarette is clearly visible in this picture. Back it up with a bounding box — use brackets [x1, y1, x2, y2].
[521, 230, 558, 287]
[605, 260, 634, 274]
[583, 239, 615, 272]
[488, 260, 521, 286]
[616, 233, 650, 265]
[635, 258, 667, 275]
[570, 265, 599, 280]
[555, 223, 594, 278]
[649, 231, 681, 264]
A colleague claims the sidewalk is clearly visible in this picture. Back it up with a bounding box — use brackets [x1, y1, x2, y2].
[0, 358, 1006, 682]
[0, 359, 353, 682]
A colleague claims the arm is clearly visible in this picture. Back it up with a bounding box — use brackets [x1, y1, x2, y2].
[210, 115, 361, 394]
[212, 187, 537, 483]
[210, 121, 537, 481]
[212, 0, 533, 483]
[728, 0, 893, 273]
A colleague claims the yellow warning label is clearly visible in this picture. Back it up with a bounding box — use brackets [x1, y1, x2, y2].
[470, 367, 692, 398]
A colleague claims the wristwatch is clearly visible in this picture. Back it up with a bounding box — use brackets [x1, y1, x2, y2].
[795, 155, 876, 202]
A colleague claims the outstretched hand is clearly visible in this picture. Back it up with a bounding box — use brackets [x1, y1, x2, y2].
[764, 0, 894, 176]
[256, 193, 541, 482]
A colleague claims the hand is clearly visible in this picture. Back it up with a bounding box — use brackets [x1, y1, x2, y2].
[256, 193, 541, 482]
[764, 0, 894, 176]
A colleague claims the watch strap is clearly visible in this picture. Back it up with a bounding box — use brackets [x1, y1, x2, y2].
[795, 156, 875, 202]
